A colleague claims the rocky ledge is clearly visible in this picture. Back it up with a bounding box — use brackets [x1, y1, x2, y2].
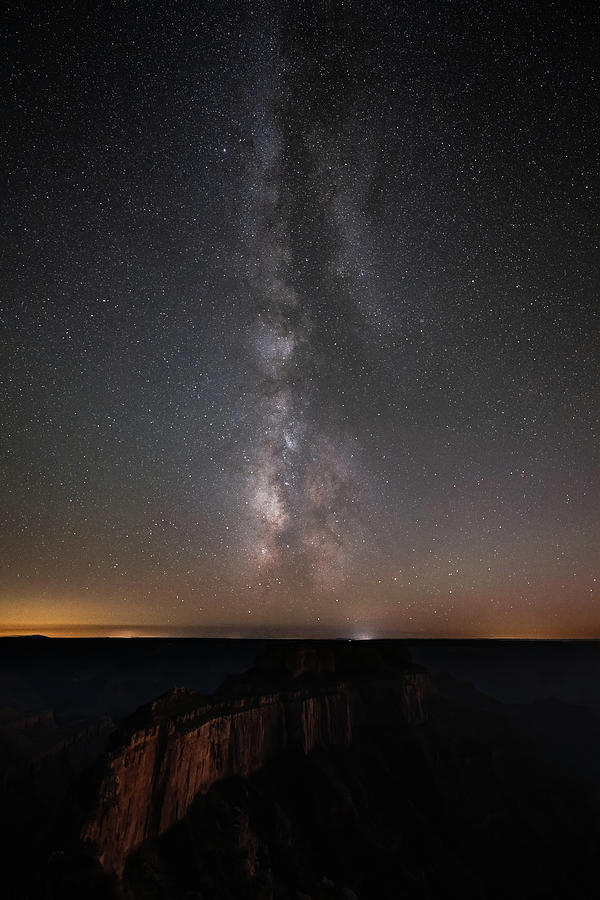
[82, 641, 431, 876]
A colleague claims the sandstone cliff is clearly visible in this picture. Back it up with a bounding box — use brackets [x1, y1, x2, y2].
[82, 641, 430, 876]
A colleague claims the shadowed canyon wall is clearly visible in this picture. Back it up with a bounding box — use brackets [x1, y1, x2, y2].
[82, 642, 429, 876]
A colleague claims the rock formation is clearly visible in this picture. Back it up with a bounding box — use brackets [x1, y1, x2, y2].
[82, 641, 430, 876]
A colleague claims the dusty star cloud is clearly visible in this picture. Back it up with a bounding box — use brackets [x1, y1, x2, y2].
[240, 65, 365, 591]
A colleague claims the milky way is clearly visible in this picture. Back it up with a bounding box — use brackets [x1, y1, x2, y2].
[241, 43, 365, 591]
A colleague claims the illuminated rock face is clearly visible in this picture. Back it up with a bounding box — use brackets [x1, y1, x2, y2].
[82, 643, 430, 877]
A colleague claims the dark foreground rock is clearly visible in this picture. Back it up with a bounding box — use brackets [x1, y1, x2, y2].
[2, 640, 600, 900]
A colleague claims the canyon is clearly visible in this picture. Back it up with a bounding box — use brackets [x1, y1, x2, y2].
[4, 638, 600, 899]
[82, 641, 429, 876]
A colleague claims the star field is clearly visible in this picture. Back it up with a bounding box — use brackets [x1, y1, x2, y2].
[2, 1, 599, 636]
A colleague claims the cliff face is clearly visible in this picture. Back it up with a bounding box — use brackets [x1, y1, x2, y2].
[82, 642, 430, 877]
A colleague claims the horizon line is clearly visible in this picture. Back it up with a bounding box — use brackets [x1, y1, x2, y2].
[2, 625, 600, 641]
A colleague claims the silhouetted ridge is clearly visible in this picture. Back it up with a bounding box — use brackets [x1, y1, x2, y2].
[82, 640, 428, 876]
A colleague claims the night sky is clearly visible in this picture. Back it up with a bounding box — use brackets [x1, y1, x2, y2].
[2, 1, 599, 637]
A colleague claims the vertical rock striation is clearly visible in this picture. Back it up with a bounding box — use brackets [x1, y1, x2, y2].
[82, 642, 430, 876]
